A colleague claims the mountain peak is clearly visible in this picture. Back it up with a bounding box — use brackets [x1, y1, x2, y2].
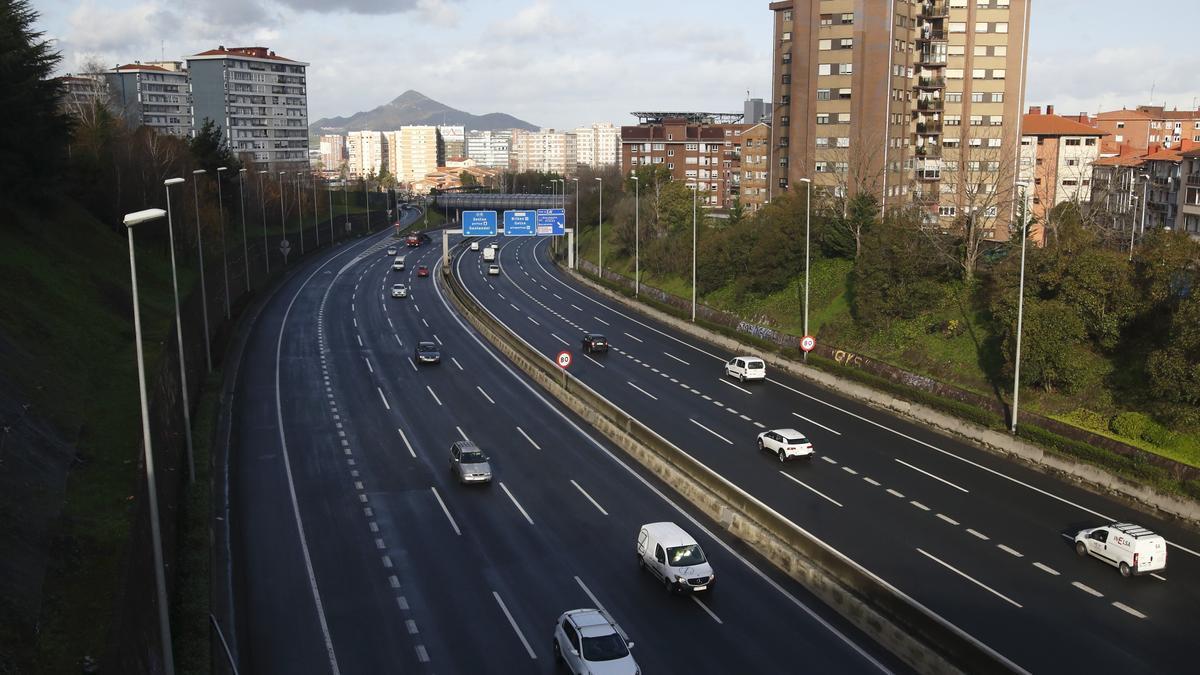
[311, 91, 538, 134]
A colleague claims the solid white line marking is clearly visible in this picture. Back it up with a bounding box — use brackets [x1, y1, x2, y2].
[1072, 581, 1103, 598]
[571, 480, 609, 515]
[1033, 562, 1060, 576]
[477, 385, 495, 404]
[918, 548, 1022, 608]
[895, 458, 969, 493]
[997, 544, 1024, 558]
[431, 487, 461, 536]
[1112, 602, 1146, 619]
[500, 482, 534, 525]
[627, 381, 658, 400]
[663, 351, 691, 366]
[689, 418, 734, 445]
[426, 385, 442, 406]
[456, 425, 469, 442]
[364, 357, 373, 374]
[779, 471, 844, 507]
[910, 500, 931, 511]
[551, 333, 569, 345]
[451, 357, 464, 371]
[516, 426, 541, 450]
[584, 354, 605, 368]
[936, 513, 960, 526]
[376, 386, 390, 410]
[593, 316, 611, 326]
[623, 332, 644, 343]
[719, 379, 753, 395]
[791, 412, 842, 436]
[492, 592, 537, 660]
[967, 528, 990, 541]
[692, 596, 723, 624]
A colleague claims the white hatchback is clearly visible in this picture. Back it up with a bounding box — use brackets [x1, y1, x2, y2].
[757, 428, 814, 461]
[725, 356, 766, 382]
[553, 608, 638, 675]
[487, 264, 500, 275]
[470, 241, 480, 251]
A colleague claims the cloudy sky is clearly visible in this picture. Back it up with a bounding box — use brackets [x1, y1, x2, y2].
[35, 0, 1200, 129]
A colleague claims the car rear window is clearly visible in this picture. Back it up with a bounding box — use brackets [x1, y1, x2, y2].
[747, 361, 764, 369]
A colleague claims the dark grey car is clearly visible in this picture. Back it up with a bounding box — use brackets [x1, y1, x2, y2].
[449, 440, 492, 484]
[415, 341, 440, 364]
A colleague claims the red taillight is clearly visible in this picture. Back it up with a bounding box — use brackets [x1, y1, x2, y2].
[1133, 552, 1139, 568]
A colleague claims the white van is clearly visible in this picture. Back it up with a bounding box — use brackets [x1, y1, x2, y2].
[635, 522, 714, 593]
[482, 247, 496, 262]
[1074, 523, 1167, 577]
[392, 256, 405, 271]
[724, 356, 766, 382]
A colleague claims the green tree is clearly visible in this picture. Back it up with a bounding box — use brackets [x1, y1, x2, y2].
[1002, 298, 1090, 393]
[822, 192, 878, 258]
[1146, 293, 1200, 405]
[1, 0, 73, 203]
[851, 213, 950, 327]
[459, 171, 478, 187]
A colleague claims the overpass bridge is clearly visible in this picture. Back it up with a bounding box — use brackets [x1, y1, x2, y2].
[432, 193, 565, 210]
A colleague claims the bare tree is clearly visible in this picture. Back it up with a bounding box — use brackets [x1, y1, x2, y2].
[812, 126, 890, 257]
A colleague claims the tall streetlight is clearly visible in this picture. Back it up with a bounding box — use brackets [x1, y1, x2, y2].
[311, 173, 320, 248]
[123, 207, 176, 675]
[215, 166, 230, 319]
[238, 168, 250, 292]
[800, 177, 812, 360]
[1011, 181, 1031, 433]
[256, 170, 269, 275]
[1132, 172, 1150, 260]
[295, 171, 305, 255]
[632, 174, 640, 296]
[690, 183, 698, 322]
[572, 177, 580, 268]
[162, 178, 195, 484]
[595, 177, 603, 274]
[327, 179, 334, 244]
[278, 172, 287, 265]
[364, 177, 371, 234]
[190, 169, 212, 373]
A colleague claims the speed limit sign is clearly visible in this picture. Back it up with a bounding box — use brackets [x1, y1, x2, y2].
[800, 335, 816, 353]
[556, 351, 573, 369]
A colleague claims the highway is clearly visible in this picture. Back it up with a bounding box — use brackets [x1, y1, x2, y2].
[226, 210, 898, 674]
[453, 233, 1200, 673]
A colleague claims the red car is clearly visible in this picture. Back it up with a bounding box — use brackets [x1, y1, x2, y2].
[417, 265, 429, 277]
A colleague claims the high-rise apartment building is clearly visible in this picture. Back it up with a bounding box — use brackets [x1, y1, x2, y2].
[621, 113, 749, 209]
[466, 130, 513, 168]
[318, 134, 346, 173]
[770, 0, 1031, 237]
[187, 46, 309, 171]
[510, 129, 578, 175]
[438, 125, 466, 159]
[574, 123, 622, 170]
[384, 126, 441, 188]
[106, 62, 192, 137]
[741, 122, 772, 212]
[347, 130, 384, 178]
[744, 98, 773, 125]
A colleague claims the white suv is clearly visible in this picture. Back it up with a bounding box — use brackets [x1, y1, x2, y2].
[725, 356, 766, 382]
[757, 428, 814, 461]
[553, 608, 639, 675]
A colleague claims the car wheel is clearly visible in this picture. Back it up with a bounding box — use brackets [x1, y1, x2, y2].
[1075, 542, 1088, 557]
[738, 372, 745, 383]
[1119, 562, 1131, 577]
[553, 640, 562, 663]
[637, 553, 645, 570]
[664, 576, 673, 594]
[778, 450, 786, 463]
[757, 439, 765, 451]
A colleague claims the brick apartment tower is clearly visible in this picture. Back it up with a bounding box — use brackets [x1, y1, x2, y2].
[770, 0, 1031, 238]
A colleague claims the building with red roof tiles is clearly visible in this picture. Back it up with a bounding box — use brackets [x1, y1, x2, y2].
[186, 46, 310, 172]
[1018, 106, 1107, 242]
[1093, 105, 1200, 154]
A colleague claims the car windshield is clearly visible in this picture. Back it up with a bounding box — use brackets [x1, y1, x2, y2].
[581, 633, 629, 661]
[460, 451, 487, 464]
[667, 544, 706, 566]
[418, 343, 436, 352]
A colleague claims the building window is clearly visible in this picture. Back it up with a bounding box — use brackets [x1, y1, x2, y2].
[939, 206, 957, 217]
[838, 63, 853, 74]
[1064, 138, 1081, 146]
[841, 12, 853, 24]
[972, 69, 986, 79]
[839, 38, 854, 49]
[947, 92, 963, 102]
[781, 31, 792, 41]
[993, 69, 1005, 79]
[781, 74, 791, 84]
[996, 22, 1009, 33]
[949, 22, 967, 33]
[818, 64, 832, 75]
[819, 39, 832, 50]
[987, 138, 1002, 147]
[817, 88, 831, 100]
[817, 113, 831, 124]
[782, 10, 792, 21]
[819, 14, 832, 26]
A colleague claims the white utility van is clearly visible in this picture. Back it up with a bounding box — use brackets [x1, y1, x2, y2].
[482, 247, 496, 262]
[724, 356, 766, 382]
[1074, 523, 1167, 577]
[635, 522, 715, 593]
[392, 256, 405, 271]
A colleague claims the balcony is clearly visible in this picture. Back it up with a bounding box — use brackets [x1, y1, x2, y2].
[912, 190, 939, 204]
[917, 51, 948, 66]
[921, 2, 950, 18]
[916, 76, 946, 90]
[917, 121, 943, 134]
[915, 145, 942, 159]
[916, 98, 944, 112]
[1186, 174, 1200, 187]
[916, 30, 947, 42]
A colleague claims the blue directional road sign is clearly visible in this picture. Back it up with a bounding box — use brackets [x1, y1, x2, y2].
[462, 210, 497, 236]
[503, 210, 537, 236]
[536, 209, 566, 236]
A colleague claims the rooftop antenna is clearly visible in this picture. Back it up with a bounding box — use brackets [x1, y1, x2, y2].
[1149, 81, 1155, 104]
[160, 40, 164, 62]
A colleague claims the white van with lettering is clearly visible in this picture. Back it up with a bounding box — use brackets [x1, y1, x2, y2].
[724, 356, 766, 382]
[636, 522, 714, 593]
[1074, 523, 1167, 577]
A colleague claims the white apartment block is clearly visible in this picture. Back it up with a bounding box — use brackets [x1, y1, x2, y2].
[318, 134, 346, 172]
[574, 122, 621, 170]
[385, 126, 441, 187]
[106, 61, 192, 138]
[347, 130, 384, 178]
[511, 129, 578, 176]
[187, 46, 309, 171]
[466, 130, 513, 168]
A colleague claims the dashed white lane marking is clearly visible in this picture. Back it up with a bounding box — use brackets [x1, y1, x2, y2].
[510, 303, 521, 311]
[528, 316, 541, 326]
[499, 482, 535, 525]
[433, 334, 443, 346]
[895, 458, 970, 493]
[571, 479, 609, 516]
[492, 592, 537, 660]
[574, 576, 609, 617]
[584, 354, 605, 368]
[497, 292, 505, 300]
[739, 414, 752, 421]
[917, 548, 1023, 609]
[997, 544, 1024, 558]
[396, 596, 409, 611]
[570, 303, 583, 311]
[910, 500, 931, 511]
[692, 596, 723, 624]
[407, 357, 418, 372]
[753, 421, 766, 429]
[936, 513, 960, 526]
[376, 387, 390, 410]
[430, 487, 461, 536]
[551, 333, 569, 345]
[779, 471, 844, 507]
[456, 426, 470, 442]
[841, 466, 858, 476]
[353, 317, 357, 328]
[374, 538, 385, 549]
[415, 645, 430, 663]
[627, 381, 658, 400]
[405, 619, 419, 634]
[593, 316, 611, 326]
[553, 293, 563, 300]
[426, 385, 442, 406]
[387, 317, 394, 328]
[394, 334, 404, 348]
[356, 334, 363, 347]
[367, 521, 377, 532]
[791, 412, 842, 436]
[364, 357, 373, 374]
[1112, 602, 1146, 619]
[689, 418, 734, 445]
[967, 528, 990, 541]
[719, 379, 753, 395]
[381, 555, 392, 568]
[863, 477, 881, 486]
[1151, 573, 1167, 582]
[421, 318, 429, 327]
[516, 426, 541, 450]
[476, 385, 496, 404]
[663, 351, 691, 366]
[1033, 562, 1060, 576]
[451, 357, 464, 371]
[1072, 581, 1103, 598]
[821, 456, 838, 465]
[388, 575, 400, 589]
[623, 332, 644, 343]
[886, 488, 906, 498]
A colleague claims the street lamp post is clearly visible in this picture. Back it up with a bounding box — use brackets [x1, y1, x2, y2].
[256, 170, 269, 275]
[191, 169, 212, 373]
[295, 172, 304, 255]
[800, 177, 812, 360]
[632, 174, 640, 296]
[595, 177, 603, 274]
[1011, 181, 1030, 433]
[311, 173, 319, 248]
[572, 177, 580, 268]
[278, 172, 287, 265]
[215, 166, 230, 319]
[364, 177, 371, 234]
[1132, 173, 1150, 260]
[327, 180, 334, 244]
[162, 178, 195, 484]
[123, 207, 176, 675]
[690, 184, 698, 322]
[238, 169, 250, 292]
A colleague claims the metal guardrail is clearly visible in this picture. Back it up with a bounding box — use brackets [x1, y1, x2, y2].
[442, 252, 1023, 675]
